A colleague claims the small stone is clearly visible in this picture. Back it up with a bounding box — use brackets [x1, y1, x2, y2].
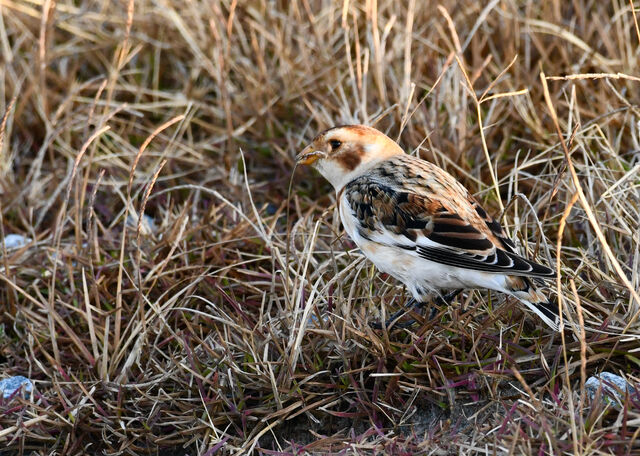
[307, 314, 329, 327]
[0, 375, 33, 399]
[585, 372, 635, 406]
[126, 213, 157, 236]
[3, 234, 31, 249]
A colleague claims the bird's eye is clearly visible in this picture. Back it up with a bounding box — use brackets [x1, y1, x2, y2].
[329, 139, 342, 150]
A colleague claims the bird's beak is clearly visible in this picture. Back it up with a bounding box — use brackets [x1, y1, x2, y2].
[296, 145, 326, 166]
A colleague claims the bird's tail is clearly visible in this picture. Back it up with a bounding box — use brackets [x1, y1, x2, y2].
[505, 276, 560, 331]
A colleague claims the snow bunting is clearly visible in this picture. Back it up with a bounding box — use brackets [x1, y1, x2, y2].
[296, 125, 560, 330]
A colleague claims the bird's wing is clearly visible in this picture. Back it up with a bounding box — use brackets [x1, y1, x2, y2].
[464, 194, 518, 254]
[343, 176, 554, 278]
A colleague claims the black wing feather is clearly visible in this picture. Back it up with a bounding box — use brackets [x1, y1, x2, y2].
[343, 176, 555, 279]
[417, 246, 555, 277]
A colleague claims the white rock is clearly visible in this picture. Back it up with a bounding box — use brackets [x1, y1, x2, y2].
[307, 314, 329, 327]
[3, 234, 31, 249]
[0, 375, 33, 398]
[125, 213, 156, 236]
[585, 372, 635, 406]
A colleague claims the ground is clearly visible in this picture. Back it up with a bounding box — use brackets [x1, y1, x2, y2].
[0, 0, 639, 454]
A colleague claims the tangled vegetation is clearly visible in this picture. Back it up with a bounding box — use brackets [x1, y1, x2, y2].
[0, 0, 639, 454]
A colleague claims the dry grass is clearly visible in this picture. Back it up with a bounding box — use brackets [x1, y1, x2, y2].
[1, 0, 639, 454]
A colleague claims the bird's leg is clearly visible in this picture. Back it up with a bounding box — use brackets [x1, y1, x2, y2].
[434, 289, 464, 307]
[412, 289, 463, 318]
[426, 288, 464, 320]
[372, 289, 464, 330]
[371, 298, 420, 330]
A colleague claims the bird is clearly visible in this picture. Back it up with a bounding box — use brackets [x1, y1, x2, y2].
[295, 124, 560, 331]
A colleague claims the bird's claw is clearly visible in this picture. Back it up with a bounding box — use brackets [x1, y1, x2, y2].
[372, 289, 463, 330]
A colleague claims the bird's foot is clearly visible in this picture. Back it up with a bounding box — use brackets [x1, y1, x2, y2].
[372, 289, 464, 330]
[434, 289, 464, 308]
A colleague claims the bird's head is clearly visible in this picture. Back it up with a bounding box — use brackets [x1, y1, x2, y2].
[296, 125, 404, 190]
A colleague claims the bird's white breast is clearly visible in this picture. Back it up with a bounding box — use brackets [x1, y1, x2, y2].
[338, 192, 433, 294]
[338, 191, 509, 299]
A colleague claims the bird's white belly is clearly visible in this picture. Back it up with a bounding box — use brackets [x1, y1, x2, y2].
[338, 197, 506, 298]
[360, 242, 507, 298]
[358, 242, 472, 289]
